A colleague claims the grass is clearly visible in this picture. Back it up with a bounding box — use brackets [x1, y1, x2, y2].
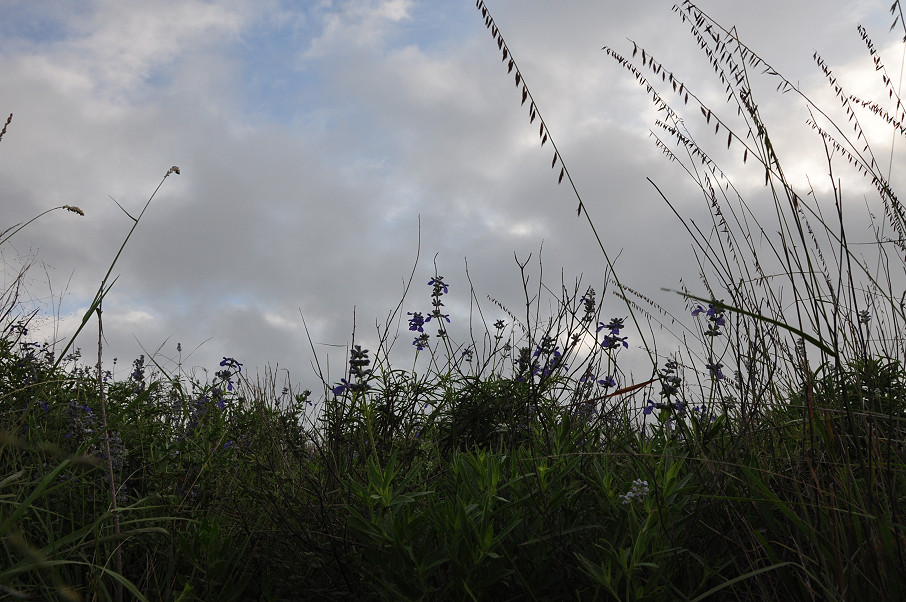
[2, 1, 906, 599]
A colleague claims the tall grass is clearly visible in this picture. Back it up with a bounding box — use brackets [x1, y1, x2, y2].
[2, 1, 906, 599]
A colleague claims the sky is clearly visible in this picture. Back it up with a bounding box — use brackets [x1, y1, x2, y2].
[1, 0, 903, 400]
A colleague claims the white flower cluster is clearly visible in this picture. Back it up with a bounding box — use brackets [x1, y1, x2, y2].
[620, 479, 650, 504]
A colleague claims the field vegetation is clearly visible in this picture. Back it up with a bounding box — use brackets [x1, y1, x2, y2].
[2, 1, 906, 599]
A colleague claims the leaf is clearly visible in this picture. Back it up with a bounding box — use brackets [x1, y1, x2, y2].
[686, 563, 794, 602]
[541, 133, 548, 146]
[521, 87, 528, 105]
[558, 167, 565, 184]
[507, 59, 514, 73]
[675, 291, 839, 358]
[515, 72, 521, 86]
[552, 153, 558, 168]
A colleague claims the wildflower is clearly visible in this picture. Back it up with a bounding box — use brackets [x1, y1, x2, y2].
[296, 390, 313, 406]
[96, 430, 126, 475]
[424, 276, 451, 331]
[63, 204, 85, 215]
[216, 357, 242, 391]
[220, 356, 243, 373]
[857, 309, 871, 324]
[704, 323, 723, 337]
[413, 333, 430, 350]
[407, 311, 426, 332]
[516, 346, 532, 374]
[428, 276, 448, 296]
[601, 334, 628, 349]
[580, 287, 596, 322]
[597, 317, 625, 335]
[167, 165, 181, 175]
[693, 303, 723, 322]
[348, 345, 371, 380]
[660, 376, 681, 398]
[65, 401, 97, 442]
[693, 405, 717, 422]
[333, 346, 372, 394]
[531, 337, 566, 377]
[494, 319, 505, 330]
[424, 312, 450, 324]
[534, 336, 557, 356]
[131, 355, 146, 386]
[535, 351, 565, 378]
[599, 375, 616, 388]
[705, 360, 724, 380]
[693, 302, 726, 336]
[643, 399, 656, 415]
[461, 347, 474, 362]
[215, 370, 235, 391]
[658, 360, 682, 398]
[332, 379, 351, 396]
[620, 479, 650, 504]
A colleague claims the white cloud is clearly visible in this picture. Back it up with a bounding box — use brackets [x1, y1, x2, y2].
[301, 0, 413, 59]
[6, 1, 248, 103]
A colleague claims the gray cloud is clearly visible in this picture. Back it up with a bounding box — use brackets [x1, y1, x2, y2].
[1, 0, 902, 395]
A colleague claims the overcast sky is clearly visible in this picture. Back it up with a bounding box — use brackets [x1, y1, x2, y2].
[2, 0, 902, 399]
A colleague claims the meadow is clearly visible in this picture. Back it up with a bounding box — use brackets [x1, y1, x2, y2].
[3, 1, 906, 599]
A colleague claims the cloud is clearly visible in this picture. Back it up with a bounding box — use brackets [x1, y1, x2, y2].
[301, 0, 413, 59]
[2, 1, 248, 103]
[2, 0, 903, 394]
